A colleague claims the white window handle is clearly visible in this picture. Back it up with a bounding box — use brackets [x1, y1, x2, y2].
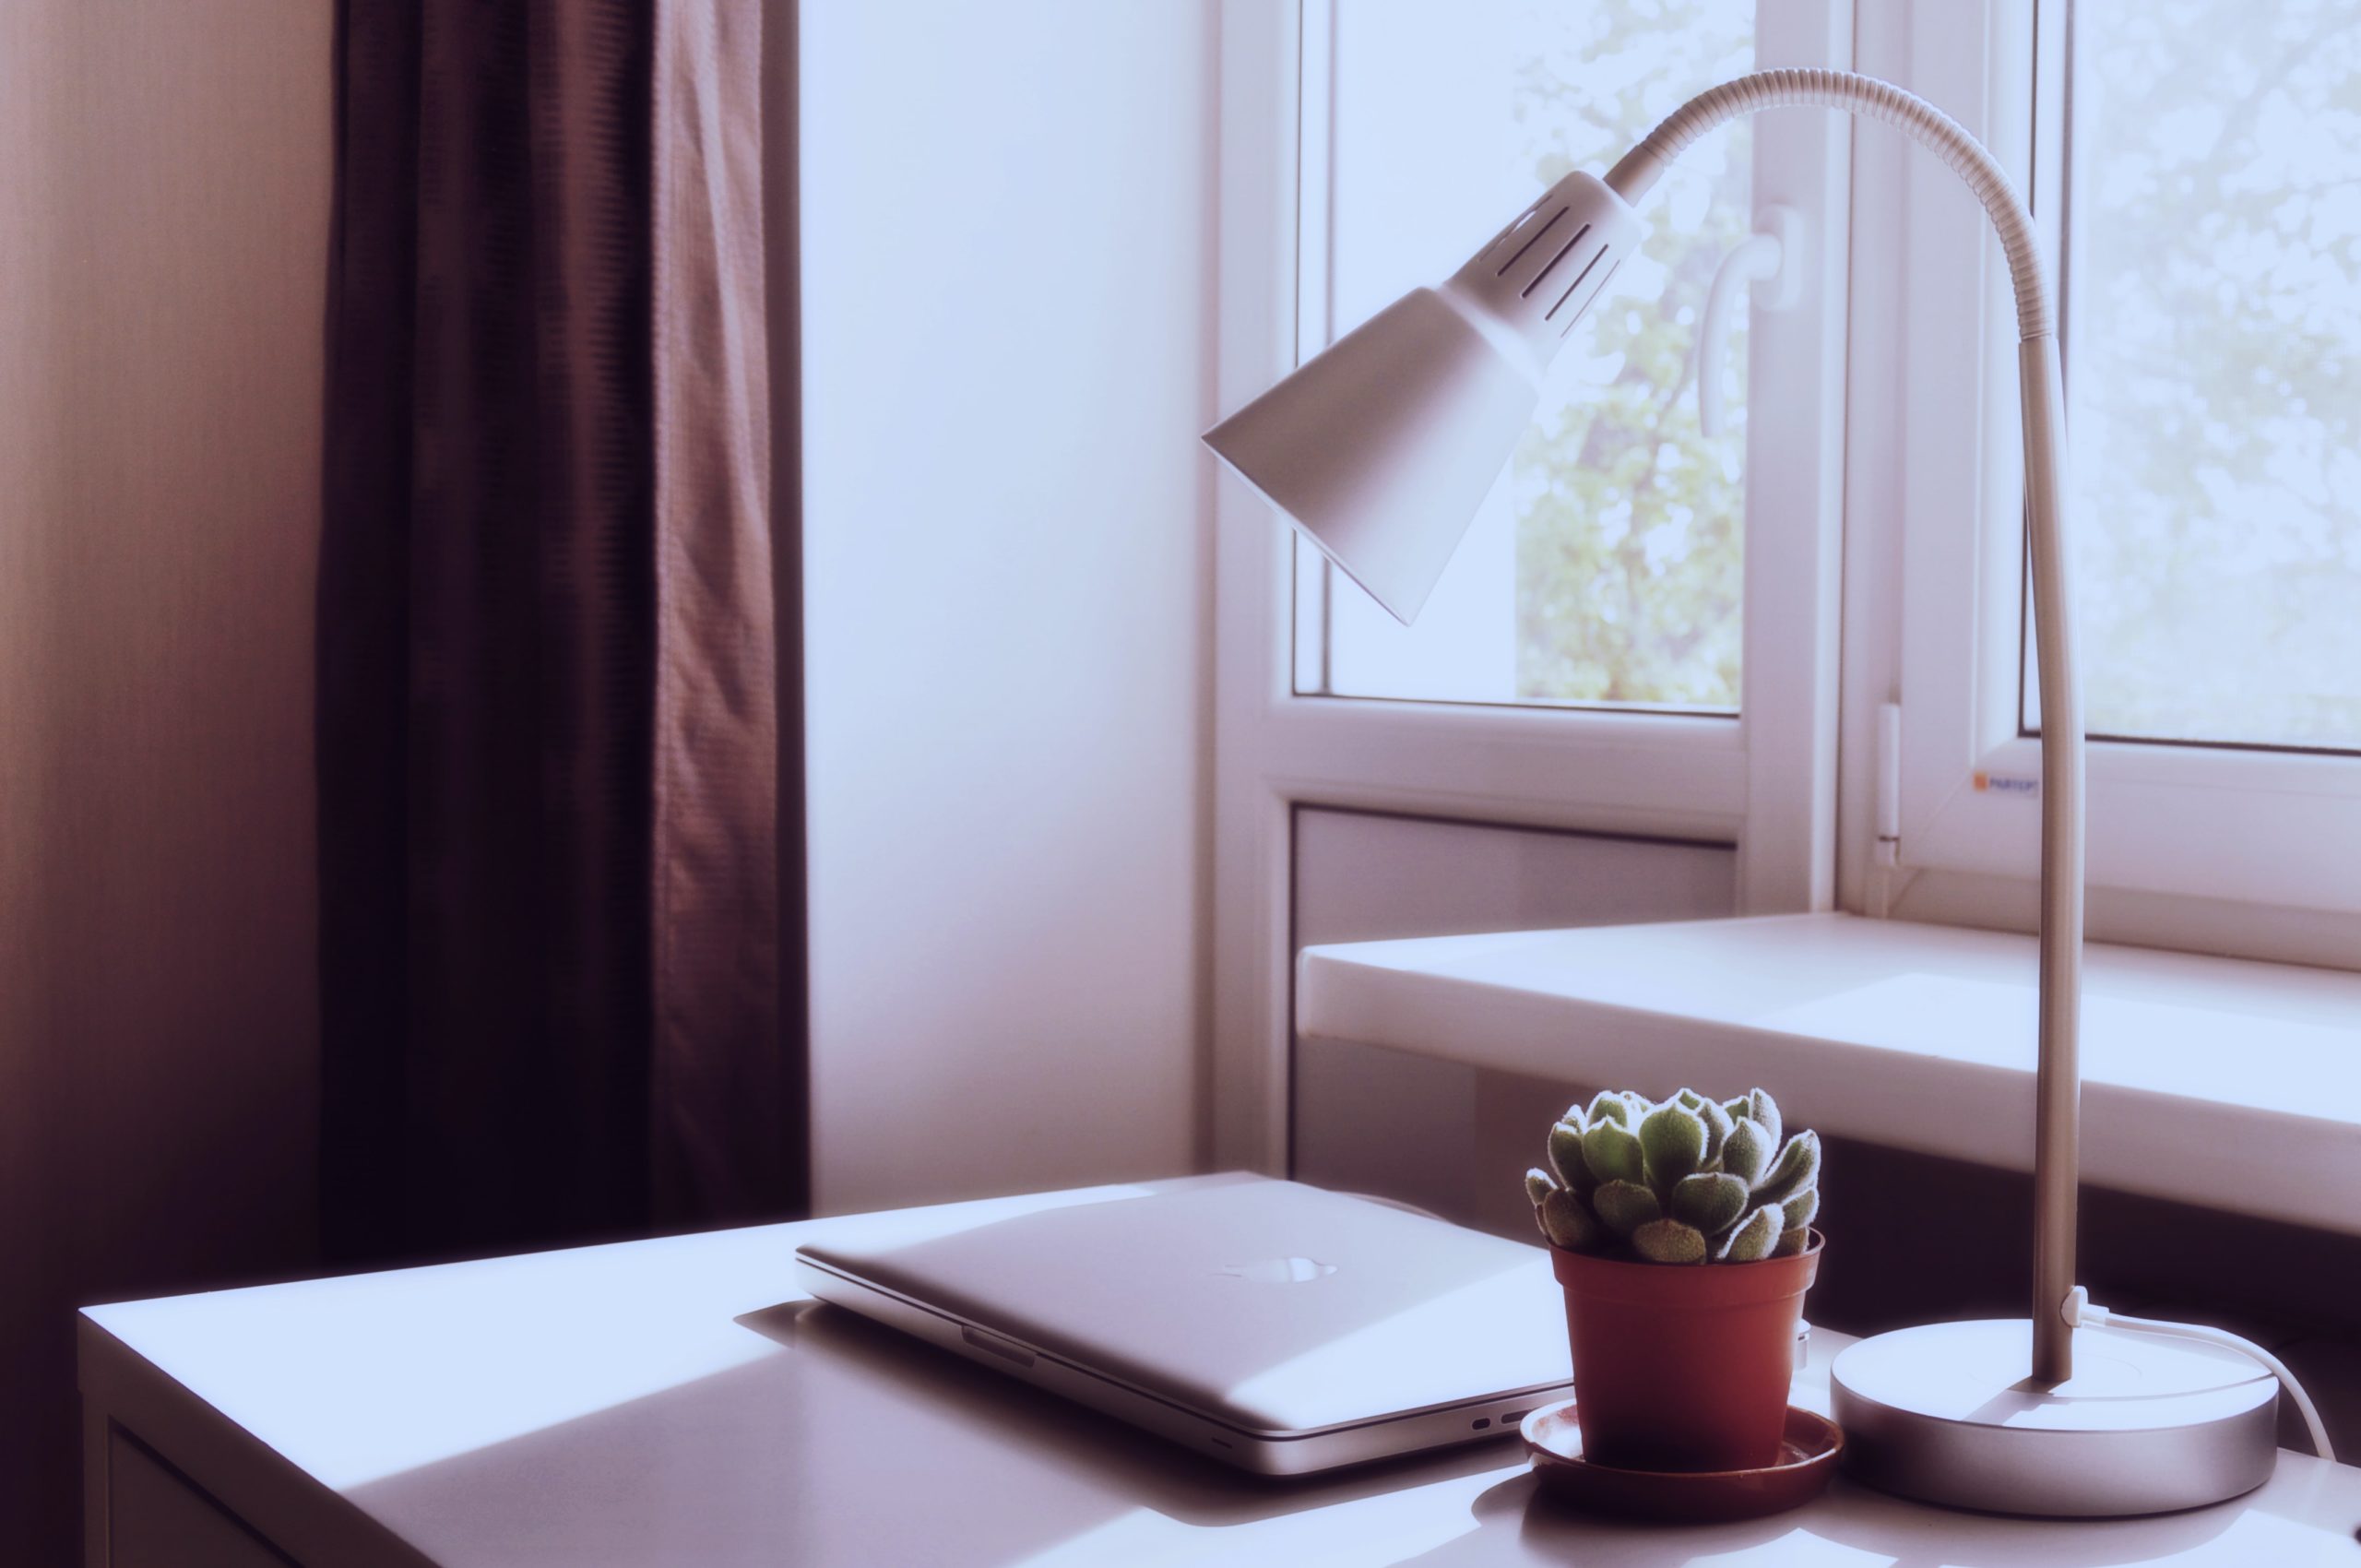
[1698, 204, 1804, 437]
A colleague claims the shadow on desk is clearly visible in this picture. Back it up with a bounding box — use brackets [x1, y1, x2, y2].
[1393, 1472, 2310, 1568]
[341, 1294, 2355, 1567]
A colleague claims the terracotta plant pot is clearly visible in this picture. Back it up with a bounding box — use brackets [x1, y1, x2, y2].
[1550, 1231, 1821, 1472]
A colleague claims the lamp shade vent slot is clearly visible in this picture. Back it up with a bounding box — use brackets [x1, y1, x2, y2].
[1494, 207, 1569, 279]
[1558, 255, 1621, 333]
[1545, 247, 1607, 319]
[1479, 206, 1542, 264]
[1523, 225, 1595, 300]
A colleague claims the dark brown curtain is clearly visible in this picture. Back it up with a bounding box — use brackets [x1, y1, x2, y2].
[318, 0, 800, 1262]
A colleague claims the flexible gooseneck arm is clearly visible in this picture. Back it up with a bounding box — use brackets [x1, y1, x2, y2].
[1613, 68, 2085, 1383]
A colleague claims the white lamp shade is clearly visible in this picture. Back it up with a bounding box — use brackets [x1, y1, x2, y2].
[1204, 289, 1535, 624]
[1204, 170, 1641, 624]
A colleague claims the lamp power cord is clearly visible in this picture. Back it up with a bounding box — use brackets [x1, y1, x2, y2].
[2063, 1287, 2335, 1461]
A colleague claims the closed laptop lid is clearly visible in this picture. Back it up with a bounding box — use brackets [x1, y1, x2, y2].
[794, 1175, 1571, 1435]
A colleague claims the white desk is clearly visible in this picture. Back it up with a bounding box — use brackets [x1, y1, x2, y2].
[80, 1180, 2361, 1566]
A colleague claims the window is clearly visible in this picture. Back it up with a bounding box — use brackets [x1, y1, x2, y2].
[2042, 0, 2361, 752]
[1212, 0, 1852, 1166]
[1293, 0, 1757, 711]
[1862, 1, 2361, 932]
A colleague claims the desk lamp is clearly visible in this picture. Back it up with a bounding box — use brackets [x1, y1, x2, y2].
[1205, 68, 2287, 1515]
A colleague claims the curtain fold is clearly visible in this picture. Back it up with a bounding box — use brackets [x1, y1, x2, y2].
[319, 0, 789, 1262]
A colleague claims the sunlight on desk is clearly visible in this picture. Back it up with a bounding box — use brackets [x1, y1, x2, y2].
[84, 1182, 1159, 1491]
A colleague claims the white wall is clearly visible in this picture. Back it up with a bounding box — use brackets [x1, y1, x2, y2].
[0, 3, 329, 1553]
[799, 1, 1216, 1212]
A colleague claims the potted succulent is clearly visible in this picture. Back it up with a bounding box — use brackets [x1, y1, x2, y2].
[1525, 1087, 1821, 1473]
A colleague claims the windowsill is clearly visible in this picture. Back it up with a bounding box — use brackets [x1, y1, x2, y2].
[1296, 913, 2361, 1235]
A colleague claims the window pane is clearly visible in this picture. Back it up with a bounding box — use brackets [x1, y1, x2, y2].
[1304, 0, 1753, 709]
[2047, 1, 2361, 749]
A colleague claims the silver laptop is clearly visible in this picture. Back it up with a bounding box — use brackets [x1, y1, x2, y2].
[791, 1173, 1572, 1475]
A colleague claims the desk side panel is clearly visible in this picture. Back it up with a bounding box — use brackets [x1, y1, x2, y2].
[106, 1427, 296, 1568]
[78, 1316, 434, 1568]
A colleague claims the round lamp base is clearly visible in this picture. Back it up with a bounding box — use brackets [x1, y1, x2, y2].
[1829, 1319, 2280, 1516]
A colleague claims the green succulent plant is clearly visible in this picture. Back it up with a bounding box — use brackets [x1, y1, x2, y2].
[1525, 1087, 1819, 1265]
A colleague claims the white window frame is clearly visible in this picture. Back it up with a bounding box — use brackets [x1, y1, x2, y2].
[1209, 0, 1856, 1170]
[1837, 0, 2361, 962]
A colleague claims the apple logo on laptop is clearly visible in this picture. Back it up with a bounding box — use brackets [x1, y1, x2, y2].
[1217, 1256, 1338, 1284]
